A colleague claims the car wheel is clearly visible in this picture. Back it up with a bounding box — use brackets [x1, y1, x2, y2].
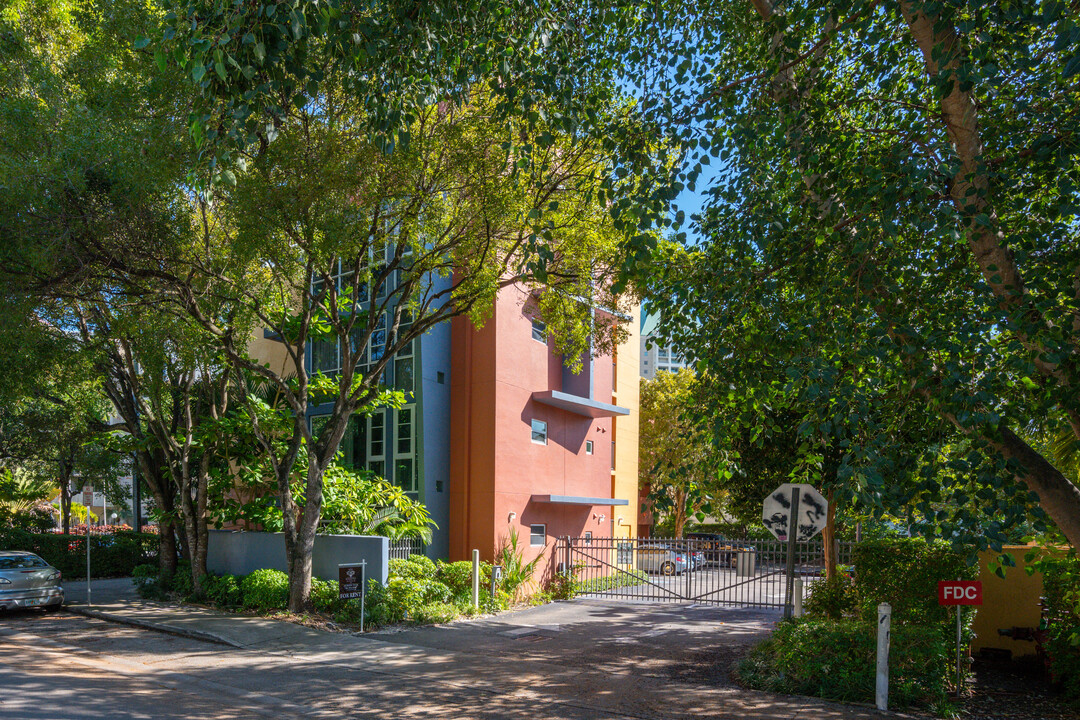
[660, 561, 676, 576]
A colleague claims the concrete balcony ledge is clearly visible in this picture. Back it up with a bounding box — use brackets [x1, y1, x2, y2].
[531, 390, 629, 419]
[532, 495, 629, 506]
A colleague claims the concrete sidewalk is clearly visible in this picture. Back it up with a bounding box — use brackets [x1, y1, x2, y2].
[64, 578, 336, 650]
[58, 578, 914, 719]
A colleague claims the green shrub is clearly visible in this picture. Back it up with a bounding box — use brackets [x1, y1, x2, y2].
[436, 560, 488, 600]
[736, 618, 951, 709]
[852, 537, 976, 630]
[804, 571, 857, 620]
[310, 578, 345, 613]
[240, 569, 289, 611]
[1038, 550, 1080, 699]
[495, 527, 544, 602]
[546, 571, 576, 600]
[380, 571, 453, 623]
[131, 563, 163, 597]
[389, 554, 438, 582]
[574, 569, 647, 595]
[410, 602, 460, 625]
[202, 574, 243, 607]
[169, 560, 194, 598]
[0, 528, 159, 578]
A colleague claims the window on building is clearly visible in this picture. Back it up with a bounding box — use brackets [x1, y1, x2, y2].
[584, 531, 593, 546]
[530, 524, 546, 547]
[658, 348, 669, 360]
[611, 441, 616, 471]
[531, 419, 548, 445]
[394, 458, 417, 493]
[531, 318, 546, 343]
[436, 371, 445, 384]
[312, 339, 340, 375]
[585, 440, 594, 455]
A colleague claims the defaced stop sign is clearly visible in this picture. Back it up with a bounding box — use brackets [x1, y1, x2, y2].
[938, 580, 982, 605]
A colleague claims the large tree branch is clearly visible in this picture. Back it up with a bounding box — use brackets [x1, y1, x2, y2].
[902, 2, 1076, 390]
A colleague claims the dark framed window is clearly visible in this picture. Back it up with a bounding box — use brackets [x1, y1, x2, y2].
[531, 318, 546, 343]
[530, 524, 546, 547]
[531, 419, 548, 445]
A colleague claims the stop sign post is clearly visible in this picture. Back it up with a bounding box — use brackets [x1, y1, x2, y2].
[762, 484, 829, 619]
[939, 580, 982, 695]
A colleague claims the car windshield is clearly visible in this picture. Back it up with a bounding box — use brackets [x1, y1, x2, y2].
[0, 555, 49, 570]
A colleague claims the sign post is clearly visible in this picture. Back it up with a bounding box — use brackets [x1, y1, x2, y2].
[938, 580, 982, 696]
[876, 603, 891, 710]
[339, 561, 367, 633]
[762, 483, 828, 619]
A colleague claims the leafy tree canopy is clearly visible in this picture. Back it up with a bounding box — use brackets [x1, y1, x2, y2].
[635, 0, 1080, 547]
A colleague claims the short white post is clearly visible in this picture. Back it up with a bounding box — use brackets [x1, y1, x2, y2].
[876, 603, 891, 711]
[793, 578, 804, 617]
[471, 549, 480, 610]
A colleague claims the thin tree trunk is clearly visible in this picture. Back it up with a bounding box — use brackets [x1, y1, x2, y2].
[59, 459, 72, 536]
[822, 489, 837, 580]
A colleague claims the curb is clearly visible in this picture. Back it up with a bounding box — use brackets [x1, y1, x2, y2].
[65, 605, 244, 648]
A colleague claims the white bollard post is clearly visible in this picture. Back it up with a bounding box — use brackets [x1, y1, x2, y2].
[793, 577, 804, 617]
[876, 603, 891, 711]
[472, 549, 480, 610]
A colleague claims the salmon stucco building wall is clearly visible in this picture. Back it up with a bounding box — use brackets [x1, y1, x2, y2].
[449, 285, 640, 572]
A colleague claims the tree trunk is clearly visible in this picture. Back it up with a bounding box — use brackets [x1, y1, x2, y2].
[821, 489, 837, 580]
[286, 457, 327, 613]
[179, 458, 211, 597]
[673, 486, 687, 539]
[138, 454, 178, 580]
[59, 460, 72, 536]
[898, 4, 1080, 548]
[157, 519, 178, 581]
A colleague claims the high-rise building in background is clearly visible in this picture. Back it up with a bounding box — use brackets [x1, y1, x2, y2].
[639, 311, 689, 379]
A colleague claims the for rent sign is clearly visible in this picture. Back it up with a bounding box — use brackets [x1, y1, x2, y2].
[938, 580, 982, 606]
[338, 562, 366, 601]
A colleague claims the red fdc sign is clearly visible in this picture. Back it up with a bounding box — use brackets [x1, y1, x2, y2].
[938, 580, 982, 606]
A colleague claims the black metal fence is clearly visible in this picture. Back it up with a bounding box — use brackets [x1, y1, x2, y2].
[556, 535, 853, 609]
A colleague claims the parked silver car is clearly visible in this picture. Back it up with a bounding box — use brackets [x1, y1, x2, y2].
[0, 551, 64, 611]
[635, 545, 691, 576]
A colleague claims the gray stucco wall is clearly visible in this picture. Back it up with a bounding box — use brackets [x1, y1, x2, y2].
[419, 285, 453, 561]
[207, 530, 389, 585]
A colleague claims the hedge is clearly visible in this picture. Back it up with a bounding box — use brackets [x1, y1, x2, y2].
[0, 528, 158, 579]
[737, 618, 952, 709]
[1040, 551, 1080, 699]
[850, 537, 977, 629]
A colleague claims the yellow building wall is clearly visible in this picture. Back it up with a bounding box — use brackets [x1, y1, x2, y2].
[246, 333, 293, 378]
[611, 305, 641, 540]
[971, 545, 1047, 657]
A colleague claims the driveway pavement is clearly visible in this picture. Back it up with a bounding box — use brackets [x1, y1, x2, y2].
[37, 577, 913, 719]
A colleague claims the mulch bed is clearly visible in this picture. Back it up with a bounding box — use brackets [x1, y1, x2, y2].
[959, 652, 1078, 720]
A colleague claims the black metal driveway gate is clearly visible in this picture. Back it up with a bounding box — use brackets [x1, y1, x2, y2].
[556, 536, 852, 609]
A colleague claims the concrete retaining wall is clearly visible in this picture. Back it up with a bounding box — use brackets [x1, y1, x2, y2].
[207, 530, 389, 585]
